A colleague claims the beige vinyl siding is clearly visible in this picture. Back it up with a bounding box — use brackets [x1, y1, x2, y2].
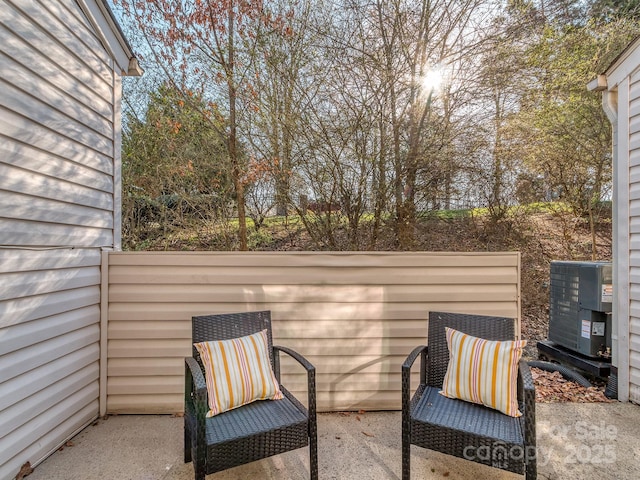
[0, 248, 101, 480]
[0, 0, 116, 248]
[105, 251, 520, 413]
[628, 67, 640, 403]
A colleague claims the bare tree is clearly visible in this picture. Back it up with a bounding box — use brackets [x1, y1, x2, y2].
[362, 0, 501, 247]
[118, 0, 294, 250]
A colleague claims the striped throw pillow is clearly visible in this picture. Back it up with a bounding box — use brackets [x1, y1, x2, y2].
[440, 327, 526, 417]
[194, 329, 284, 417]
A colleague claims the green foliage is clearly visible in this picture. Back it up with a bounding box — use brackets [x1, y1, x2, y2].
[122, 83, 231, 247]
[247, 229, 274, 249]
[503, 18, 639, 218]
[589, 0, 640, 22]
[422, 202, 573, 221]
[421, 208, 474, 220]
[497, 13, 635, 260]
[123, 83, 228, 196]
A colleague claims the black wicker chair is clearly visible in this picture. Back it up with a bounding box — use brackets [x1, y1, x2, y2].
[184, 310, 318, 480]
[402, 311, 536, 479]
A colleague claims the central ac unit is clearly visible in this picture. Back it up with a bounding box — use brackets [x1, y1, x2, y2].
[548, 261, 612, 358]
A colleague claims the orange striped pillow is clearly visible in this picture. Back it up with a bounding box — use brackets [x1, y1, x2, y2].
[194, 329, 283, 417]
[440, 327, 526, 417]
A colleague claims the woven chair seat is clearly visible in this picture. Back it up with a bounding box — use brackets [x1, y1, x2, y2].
[413, 387, 524, 445]
[205, 396, 308, 445]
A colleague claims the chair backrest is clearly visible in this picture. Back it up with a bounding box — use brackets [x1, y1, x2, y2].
[426, 311, 516, 387]
[191, 310, 275, 367]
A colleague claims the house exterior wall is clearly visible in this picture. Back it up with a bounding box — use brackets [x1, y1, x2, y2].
[601, 37, 640, 404]
[0, 249, 101, 480]
[627, 68, 640, 403]
[0, 0, 118, 247]
[0, 1, 132, 478]
[105, 251, 521, 413]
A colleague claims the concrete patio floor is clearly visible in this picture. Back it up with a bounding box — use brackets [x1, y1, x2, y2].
[27, 402, 640, 480]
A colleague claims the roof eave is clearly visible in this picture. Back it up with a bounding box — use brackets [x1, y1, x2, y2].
[78, 0, 143, 77]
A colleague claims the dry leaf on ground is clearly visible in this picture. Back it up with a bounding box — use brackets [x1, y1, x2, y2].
[531, 367, 612, 403]
[15, 462, 33, 480]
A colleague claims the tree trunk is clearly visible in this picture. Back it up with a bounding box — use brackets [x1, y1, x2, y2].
[228, 4, 247, 250]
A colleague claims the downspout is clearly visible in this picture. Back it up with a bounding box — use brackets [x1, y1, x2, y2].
[100, 249, 110, 416]
[603, 88, 625, 402]
[602, 88, 620, 382]
[590, 74, 625, 400]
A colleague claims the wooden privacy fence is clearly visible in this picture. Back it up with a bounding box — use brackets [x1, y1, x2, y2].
[102, 251, 521, 414]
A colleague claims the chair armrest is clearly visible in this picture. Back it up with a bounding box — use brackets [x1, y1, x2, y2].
[273, 345, 316, 423]
[517, 359, 535, 408]
[518, 359, 536, 449]
[402, 345, 428, 387]
[185, 357, 208, 420]
[402, 345, 428, 413]
[273, 346, 316, 393]
[273, 345, 315, 376]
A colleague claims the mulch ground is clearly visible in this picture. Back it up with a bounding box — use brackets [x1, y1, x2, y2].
[531, 367, 613, 403]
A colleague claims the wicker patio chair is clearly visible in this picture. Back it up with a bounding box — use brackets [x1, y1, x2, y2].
[184, 310, 318, 480]
[402, 311, 536, 479]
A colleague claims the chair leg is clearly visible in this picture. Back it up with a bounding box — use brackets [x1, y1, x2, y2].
[184, 417, 191, 463]
[194, 467, 205, 480]
[402, 434, 410, 480]
[310, 438, 318, 480]
[526, 458, 537, 480]
[402, 445, 410, 480]
[193, 448, 206, 480]
[193, 422, 206, 480]
[309, 417, 318, 480]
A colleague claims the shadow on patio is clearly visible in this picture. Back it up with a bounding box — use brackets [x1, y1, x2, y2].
[27, 402, 640, 480]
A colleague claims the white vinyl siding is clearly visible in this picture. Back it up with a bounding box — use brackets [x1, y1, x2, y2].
[628, 67, 640, 403]
[0, 248, 101, 480]
[105, 251, 521, 414]
[0, 0, 129, 478]
[0, 0, 116, 248]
